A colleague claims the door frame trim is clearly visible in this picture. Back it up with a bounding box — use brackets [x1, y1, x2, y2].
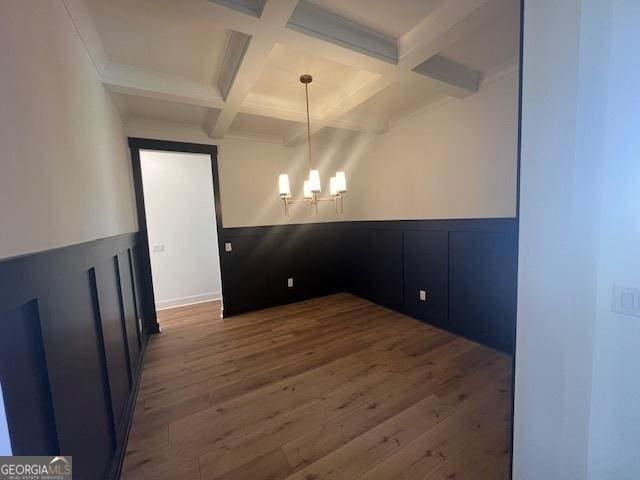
[127, 138, 224, 334]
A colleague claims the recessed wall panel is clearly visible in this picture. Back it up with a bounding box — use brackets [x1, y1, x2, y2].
[0, 300, 57, 455]
[96, 257, 132, 432]
[46, 270, 115, 480]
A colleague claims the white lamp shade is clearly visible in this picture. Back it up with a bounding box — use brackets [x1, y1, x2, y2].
[278, 174, 291, 197]
[303, 180, 312, 198]
[335, 171, 347, 193]
[329, 176, 338, 196]
[309, 169, 321, 193]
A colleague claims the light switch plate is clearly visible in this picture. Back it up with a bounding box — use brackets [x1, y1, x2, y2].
[419, 290, 427, 301]
[225, 242, 232, 252]
[152, 244, 165, 253]
[288, 278, 294, 288]
[612, 285, 640, 317]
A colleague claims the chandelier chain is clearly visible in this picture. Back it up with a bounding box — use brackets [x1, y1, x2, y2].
[305, 82, 312, 170]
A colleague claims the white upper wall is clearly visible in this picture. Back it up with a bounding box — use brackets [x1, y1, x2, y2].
[134, 69, 518, 228]
[141, 151, 222, 309]
[0, 1, 136, 259]
[235, 69, 518, 226]
[334, 70, 518, 222]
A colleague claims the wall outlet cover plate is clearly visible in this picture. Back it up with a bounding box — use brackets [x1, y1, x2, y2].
[612, 285, 640, 317]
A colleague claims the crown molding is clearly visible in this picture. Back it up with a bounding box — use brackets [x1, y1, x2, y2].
[225, 130, 284, 145]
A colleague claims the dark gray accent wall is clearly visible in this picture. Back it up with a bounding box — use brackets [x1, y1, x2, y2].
[0, 233, 149, 480]
[221, 219, 517, 353]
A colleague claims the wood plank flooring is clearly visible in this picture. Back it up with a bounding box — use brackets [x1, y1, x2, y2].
[122, 293, 512, 480]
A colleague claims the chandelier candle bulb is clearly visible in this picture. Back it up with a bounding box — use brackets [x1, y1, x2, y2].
[303, 180, 313, 199]
[335, 171, 347, 193]
[278, 174, 291, 198]
[309, 170, 321, 193]
[330, 176, 338, 196]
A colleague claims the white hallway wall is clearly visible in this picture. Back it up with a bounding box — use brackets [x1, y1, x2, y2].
[514, 0, 608, 477]
[140, 151, 222, 309]
[515, 0, 640, 478]
[0, 1, 137, 260]
[588, 0, 640, 477]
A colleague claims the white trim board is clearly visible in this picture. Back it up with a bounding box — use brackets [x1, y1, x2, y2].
[155, 292, 222, 310]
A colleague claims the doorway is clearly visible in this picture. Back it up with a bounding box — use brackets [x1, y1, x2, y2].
[128, 139, 224, 332]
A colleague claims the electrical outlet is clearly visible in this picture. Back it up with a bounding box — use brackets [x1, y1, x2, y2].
[225, 242, 232, 252]
[612, 285, 640, 317]
[288, 278, 294, 288]
[419, 290, 427, 301]
[152, 244, 165, 253]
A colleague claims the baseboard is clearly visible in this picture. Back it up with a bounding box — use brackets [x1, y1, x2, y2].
[155, 292, 221, 310]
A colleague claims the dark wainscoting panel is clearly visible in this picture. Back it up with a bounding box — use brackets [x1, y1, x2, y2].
[220, 218, 517, 353]
[370, 228, 404, 311]
[404, 229, 449, 330]
[0, 300, 58, 455]
[95, 257, 132, 438]
[221, 224, 344, 316]
[0, 233, 150, 480]
[46, 269, 116, 480]
[118, 251, 142, 379]
[449, 229, 518, 353]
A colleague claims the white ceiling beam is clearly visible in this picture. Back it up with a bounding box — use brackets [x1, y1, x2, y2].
[64, 0, 392, 139]
[281, 74, 394, 145]
[151, 0, 263, 37]
[225, 130, 285, 145]
[282, 0, 497, 146]
[286, 1, 396, 64]
[118, 0, 492, 143]
[76, 0, 505, 144]
[101, 62, 225, 109]
[205, 0, 487, 96]
[241, 100, 386, 133]
[216, 31, 253, 100]
[208, 0, 267, 18]
[413, 55, 482, 94]
[206, 0, 299, 139]
[398, 0, 497, 66]
[100, 61, 382, 134]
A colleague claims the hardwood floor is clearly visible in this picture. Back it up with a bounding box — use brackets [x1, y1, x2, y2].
[122, 293, 512, 480]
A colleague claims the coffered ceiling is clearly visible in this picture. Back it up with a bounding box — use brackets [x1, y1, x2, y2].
[68, 0, 520, 145]
[306, 0, 444, 39]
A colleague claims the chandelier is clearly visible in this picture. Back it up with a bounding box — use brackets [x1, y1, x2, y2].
[278, 74, 347, 216]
